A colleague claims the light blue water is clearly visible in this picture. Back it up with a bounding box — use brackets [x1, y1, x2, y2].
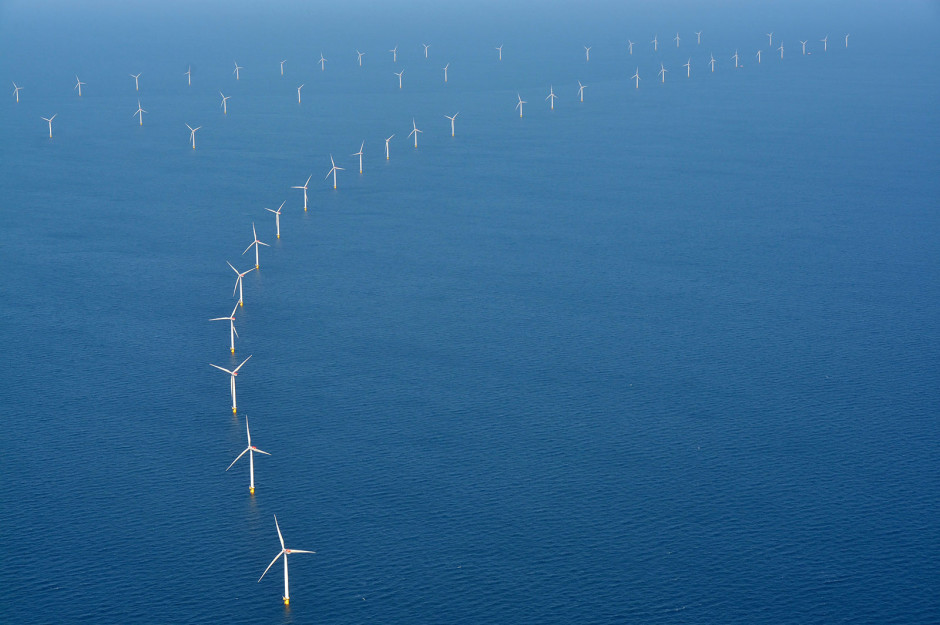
[1, 1, 938, 623]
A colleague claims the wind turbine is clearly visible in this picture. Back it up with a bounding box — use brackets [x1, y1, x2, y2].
[227, 417, 270, 495]
[696, 31, 702, 44]
[756, 49, 762, 64]
[74, 75, 85, 97]
[389, 45, 398, 62]
[210, 302, 240, 354]
[258, 515, 315, 606]
[242, 223, 270, 269]
[130, 72, 141, 91]
[185, 66, 192, 86]
[186, 124, 201, 149]
[821, 35, 828, 51]
[445, 112, 458, 135]
[385, 134, 394, 160]
[318, 53, 327, 71]
[408, 119, 422, 147]
[496, 44, 503, 61]
[12, 82, 22, 103]
[443, 62, 449, 82]
[674, 32, 680, 47]
[41, 114, 56, 139]
[515, 93, 526, 117]
[546, 86, 557, 110]
[651, 35, 658, 51]
[800, 40, 808, 55]
[265, 201, 286, 239]
[778, 43, 784, 59]
[659, 63, 667, 83]
[297, 84, 303, 104]
[352, 141, 364, 174]
[133, 99, 146, 125]
[577, 81, 586, 102]
[209, 355, 251, 414]
[280, 59, 286, 75]
[584, 46, 591, 61]
[627, 40, 634, 55]
[767, 32, 774, 47]
[356, 50, 364, 66]
[227, 260, 255, 307]
[732, 50, 739, 68]
[684, 59, 691, 77]
[631, 68, 640, 89]
[394, 69, 404, 89]
[709, 54, 717, 72]
[325, 154, 343, 189]
[292, 175, 312, 211]
[220, 92, 230, 115]
[233, 61, 243, 80]
[423, 43, 430, 58]
[844, 33, 849, 48]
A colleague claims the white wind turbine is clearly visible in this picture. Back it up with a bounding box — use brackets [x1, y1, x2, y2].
[242, 223, 270, 269]
[631, 68, 640, 89]
[297, 84, 303, 104]
[732, 50, 739, 68]
[210, 302, 240, 354]
[767, 32, 774, 47]
[496, 44, 503, 60]
[423, 43, 430, 58]
[546, 86, 557, 110]
[325, 154, 343, 189]
[709, 54, 717, 72]
[651, 34, 658, 51]
[443, 63, 449, 82]
[385, 134, 394, 160]
[352, 141, 364, 174]
[186, 124, 201, 149]
[130, 72, 141, 91]
[234, 61, 243, 80]
[226, 417, 271, 495]
[41, 114, 56, 139]
[220, 92, 230, 115]
[800, 40, 808, 55]
[258, 515, 315, 606]
[821, 35, 828, 51]
[12, 82, 22, 103]
[778, 43, 784, 59]
[584, 46, 591, 61]
[227, 416, 270, 495]
[684, 59, 691, 77]
[292, 175, 312, 211]
[74, 75, 85, 97]
[408, 119, 422, 147]
[696, 31, 702, 44]
[185, 66, 192, 86]
[227, 260, 255, 307]
[318, 53, 327, 71]
[515, 93, 526, 118]
[674, 32, 680, 47]
[209, 355, 251, 414]
[133, 99, 146, 125]
[627, 40, 634, 55]
[394, 69, 404, 89]
[756, 49, 762, 64]
[265, 201, 285, 239]
[577, 81, 586, 102]
[357, 50, 364, 66]
[389, 45, 398, 62]
[659, 63, 667, 83]
[445, 112, 459, 135]
[280, 59, 286, 75]
[844, 33, 849, 48]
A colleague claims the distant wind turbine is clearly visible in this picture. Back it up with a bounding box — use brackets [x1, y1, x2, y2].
[423, 43, 430, 58]
[74, 75, 85, 97]
[709, 54, 717, 72]
[844, 33, 849, 48]
[546, 86, 557, 110]
[577, 80, 586, 102]
[133, 99, 146, 125]
[227, 260, 255, 307]
[584, 46, 591, 61]
[389, 45, 398, 62]
[41, 114, 56, 139]
[732, 50, 739, 68]
[209, 355, 251, 414]
[227, 416, 270, 495]
[242, 222, 270, 269]
[220, 91, 230, 115]
[445, 112, 459, 135]
[210, 302, 240, 354]
[756, 49, 762, 64]
[352, 141, 364, 174]
[821, 35, 828, 51]
[297, 84, 303, 104]
[651, 34, 658, 51]
[778, 43, 784, 59]
[258, 515, 315, 606]
[12, 82, 22, 103]
[185, 66, 192, 86]
[696, 31, 702, 44]
[318, 53, 327, 71]
[325, 154, 344, 189]
[684, 59, 691, 77]
[443, 62, 449, 82]
[357, 50, 364, 66]
[292, 175, 312, 211]
[394, 69, 404, 89]
[385, 134, 394, 160]
[265, 201, 286, 239]
[800, 40, 808, 55]
[674, 32, 680, 47]
[515, 93, 526, 117]
[280, 59, 286, 75]
[233, 61, 243, 80]
[767, 32, 774, 47]
[408, 119, 422, 147]
[632, 68, 640, 88]
[496, 44, 503, 61]
[130, 72, 141, 91]
[186, 124, 201, 149]
[627, 40, 634, 55]
[659, 63, 667, 83]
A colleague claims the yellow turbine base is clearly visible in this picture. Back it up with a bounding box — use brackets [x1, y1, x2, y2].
[233, 407, 237, 414]
[283, 597, 289, 606]
[277, 234, 280, 238]
[239, 301, 243, 307]
[230, 348, 235, 354]
[255, 264, 259, 269]
[249, 486, 255, 495]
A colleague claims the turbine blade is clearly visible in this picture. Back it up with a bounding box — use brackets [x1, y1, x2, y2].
[226, 448, 250, 471]
[259, 551, 284, 582]
[233, 355, 252, 372]
[275, 515, 285, 549]
[253, 448, 272, 456]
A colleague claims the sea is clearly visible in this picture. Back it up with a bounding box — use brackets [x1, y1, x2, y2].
[1, 1, 938, 623]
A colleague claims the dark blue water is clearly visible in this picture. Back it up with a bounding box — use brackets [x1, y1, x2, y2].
[2, 1, 938, 623]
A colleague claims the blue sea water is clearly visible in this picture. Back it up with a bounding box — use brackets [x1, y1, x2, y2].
[1, 1, 938, 623]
